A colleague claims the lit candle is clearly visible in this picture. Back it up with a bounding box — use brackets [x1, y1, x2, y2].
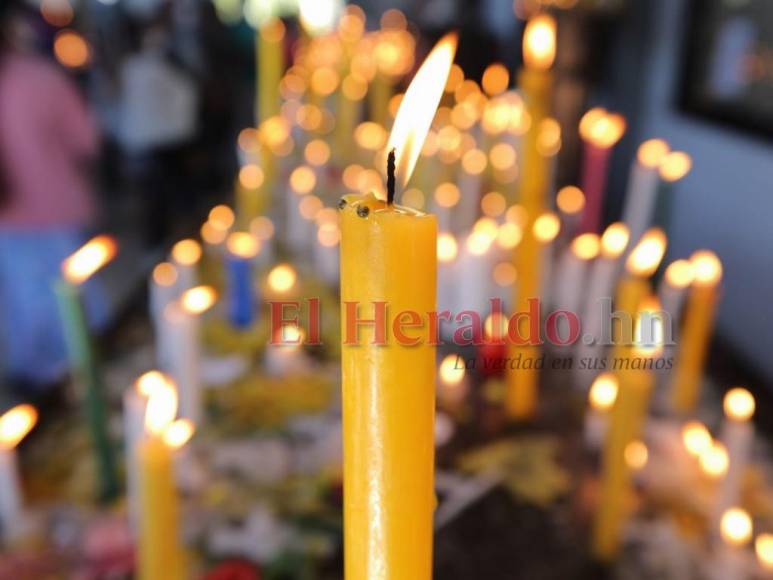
[225, 232, 261, 329]
[670, 250, 722, 413]
[714, 388, 755, 526]
[716, 508, 753, 580]
[123, 371, 167, 534]
[755, 534, 773, 573]
[507, 14, 556, 421]
[577, 108, 626, 233]
[138, 382, 187, 580]
[249, 216, 276, 268]
[593, 301, 661, 561]
[55, 235, 119, 502]
[256, 18, 285, 125]
[438, 353, 469, 416]
[652, 151, 692, 233]
[552, 233, 600, 324]
[555, 185, 585, 241]
[700, 440, 729, 481]
[339, 34, 456, 580]
[656, 258, 694, 326]
[612, 228, 666, 351]
[163, 286, 216, 424]
[266, 263, 297, 299]
[265, 323, 309, 376]
[0, 404, 37, 541]
[533, 212, 561, 305]
[149, 263, 178, 369]
[620, 139, 670, 245]
[584, 373, 618, 450]
[170, 239, 201, 295]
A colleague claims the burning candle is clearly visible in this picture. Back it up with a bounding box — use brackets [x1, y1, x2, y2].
[266, 263, 297, 298]
[339, 33, 456, 579]
[225, 232, 261, 329]
[577, 108, 626, 233]
[56, 235, 119, 502]
[150, 263, 178, 369]
[556, 185, 585, 240]
[652, 151, 692, 234]
[163, 286, 216, 424]
[438, 353, 469, 415]
[593, 302, 661, 561]
[670, 250, 722, 413]
[755, 534, 773, 572]
[657, 259, 694, 327]
[256, 18, 285, 125]
[620, 139, 669, 245]
[532, 212, 561, 305]
[138, 382, 187, 579]
[553, 233, 600, 325]
[584, 373, 618, 450]
[170, 239, 201, 295]
[716, 508, 753, 580]
[249, 216, 276, 268]
[0, 404, 37, 541]
[715, 388, 755, 526]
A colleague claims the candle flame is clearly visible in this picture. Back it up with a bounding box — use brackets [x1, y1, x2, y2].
[162, 418, 195, 449]
[439, 354, 465, 385]
[579, 108, 626, 148]
[690, 250, 722, 287]
[145, 381, 178, 436]
[226, 232, 261, 258]
[659, 151, 692, 182]
[664, 259, 694, 289]
[756, 534, 773, 569]
[523, 13, 556, 70]
[556, 185, 585, 215]
[437, 233, 458, 262]
[570, 233, 600, 260]
[632, 296, 664, 357]
[0, 404, 37, 450]
[62, 235, 117, 285]
[532, 212, 560, 243]
[624, 440, 648, 470]
[589, 372, 618, 411]
[682, 421, 712, 457]
[268, 264, 297, 293]
[723, 387, 755, 421]
[181, 286, 217, 315]
[637, 139, 670, 168]
[600, 222, 629, 258]
[626, 228, 667, 277]
[700, 441, 729, 479]
[386, 32, 458, 189]
[720, 508, 753, 547]
[171, 239, 202, 266]
[135, 370, 170, 398]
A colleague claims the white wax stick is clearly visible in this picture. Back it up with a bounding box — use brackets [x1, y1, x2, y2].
[164, 303, 202, 424]
[123, 388, 147, 534]
[582, 255, 622, 345]
[0, 448, 22, 540]
[715, 419, 754, 524]
[583, 410, 608, 450]
[553, 249, 591, 320]
[621, 160, 660, 247]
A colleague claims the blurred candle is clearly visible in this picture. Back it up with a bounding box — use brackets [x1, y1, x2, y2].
[556, 185, 585, 240]
[0, 404, 37, 541]
[170, 239, 201, 295]
[670, 250, 722, 413]
[657, 259, 694, 326]
[225, 232, 260, 329]
[577, 109, 626, 233]
[56, 235, 119, 502]
[756, 534, 773, 572]
[533, 212, 561, 304]
[150, 263, 178, 368]
[584, 373, 618, 450]
[716, 508, 753, 580]
[593, 304, 661, 561]
[553, 233, 600, 322]
[164, 286, 216, 424]
[138, 383, 186, 580]
[714, 388, 755, 526]
[438, 353, 469, 415]
[257, 18, 285, 125]
[652, 151, 692, 234]
[620, 139, 669, 245]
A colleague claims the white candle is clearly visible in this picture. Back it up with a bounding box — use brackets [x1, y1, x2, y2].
[0, 404, 37, 541]
[249, 216, 276, 269]
[715, 388, 755, 525]
[170, 239, 201, 295]
[314, 223, 340, 286]
[584, 373, 618, 450]
[149, 263, 179, 369]
[552, 233, 600, 334]
[555, 185, 585, 243]
[713, 508, 753, 580]
[656, 259, 694, 325]
[532, 212, 561, 306]
[163, 286, 217, 424]
[457, 229, 496, 316]
[620, 139, 669, 246]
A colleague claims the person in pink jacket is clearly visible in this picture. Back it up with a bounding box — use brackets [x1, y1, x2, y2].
[0, 3, 104, 393]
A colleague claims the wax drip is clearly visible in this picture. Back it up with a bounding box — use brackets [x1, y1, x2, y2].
[387, 148, 396, 205]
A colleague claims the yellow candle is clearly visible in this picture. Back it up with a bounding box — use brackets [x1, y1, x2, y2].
[670, 250, 722, 413]
[256, 18, 285, 125]
[506, 14, 556, 420]
[339, 33, 456, 580]
[593, 303, 661, 561]
[138, 381, 186, 580]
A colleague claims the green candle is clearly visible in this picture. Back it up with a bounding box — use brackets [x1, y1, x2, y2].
[56, 236, 119, 503]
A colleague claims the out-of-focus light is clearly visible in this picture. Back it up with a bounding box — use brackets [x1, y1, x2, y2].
[434, 183, 461, 208]
[571, 233, 600, 260]
[268, 264, 297, 293]
[209, 205, 235, 231]
[556, 186, 585, 215]
[589, 373, 618, 411]
[600, 223, 629, 259]
[437, 233, 458, 263]
[625, 228, 666, 277]
[720, 508, 753, 547]
[54, 30, 90, 69]
[152, 263, 178, 287]
[239, 164, 264, 190]
[756, 534, 773, 570]
[682, 421, 712, 457]
[690, 250, 723, 287]
[181, 286, 217, 315]
[172, 239, 202, 266]
[482, 63, 510, 96]
[299, 0, 344, 36]
[493, 262, 517, 287]
[724, 387, 755, 421]
[532, 212, 560, 243]
[664, 259, 694, 288]
[523, 13, 556, 70]
[62, 235, 117, 285]
[481, 191, 507, 217]
[290, 165, 317, 194]
[41, 0, 73, 27]
[250, 216, 275, 240]
[660, 151, 692, 182]
[624, 440, 648, 470]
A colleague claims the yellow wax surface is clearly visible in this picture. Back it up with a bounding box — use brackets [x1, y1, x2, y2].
[611, 275, 650, 357]
[257, 21, 283, 123]
[340, 192, 437, 580]
[593, 352, 655, 560]
[671, 284, 719, 413]
[138, 437, 185, 580]
[516, 68, 552, 215]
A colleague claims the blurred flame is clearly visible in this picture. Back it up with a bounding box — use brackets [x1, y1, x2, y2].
[62, 235, 117, 284]
[135, 370, 170, 398]
[632, 297, 664, 357]
[659, 151, 692, 181]
[145, 381, 178, 437]
[163, 418, 195, 449]
[664, 259, 694, 288]
[386, 33, 458, 188]
[523, 13, 556, 70]
[532, 212, 560, 243]
[268, 264, 297, 293]
[723, 387, 755, 421]
[579, 108, 626, 148]
[682, 421, 712, 457]
[690, 250, 722, 286]
[226, 232, 260, 258]
[152, 262, 177, 287]
[626, 228, 666, 277]
[720, 508, 753, 547]
[172, 239, 202, 266]
[181, 286, 217, 315]
[600, 223, 629, 258]
[570, 233, 600, 260]
[637, 139, 670, 168]
[0, 404, 38, 450]
[589, 373, 618, 411]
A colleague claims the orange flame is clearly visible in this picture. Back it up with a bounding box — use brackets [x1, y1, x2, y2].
[0, 404, 38, 450]
[523, 13, 556, 70]
[62, 235, 117, 284]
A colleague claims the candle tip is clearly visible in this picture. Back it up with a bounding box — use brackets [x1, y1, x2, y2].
[387, 148, 396, 205]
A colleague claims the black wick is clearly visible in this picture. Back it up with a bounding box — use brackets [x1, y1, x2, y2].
[387, 148, 396, 205]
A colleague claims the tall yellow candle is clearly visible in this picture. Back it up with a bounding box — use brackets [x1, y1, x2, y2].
[506, 14, 556, 420]
[256, 18, 285, 125]
[138, 381, 187, 580]
[339, 34, 456, 580]
[670, 250, 722, 414]
[593, 301, 661, 561]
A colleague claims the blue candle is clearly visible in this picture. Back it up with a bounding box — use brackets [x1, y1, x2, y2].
[225, 232, 260, 329]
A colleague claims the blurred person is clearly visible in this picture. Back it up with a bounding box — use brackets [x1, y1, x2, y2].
[0, 2, 106, 395]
